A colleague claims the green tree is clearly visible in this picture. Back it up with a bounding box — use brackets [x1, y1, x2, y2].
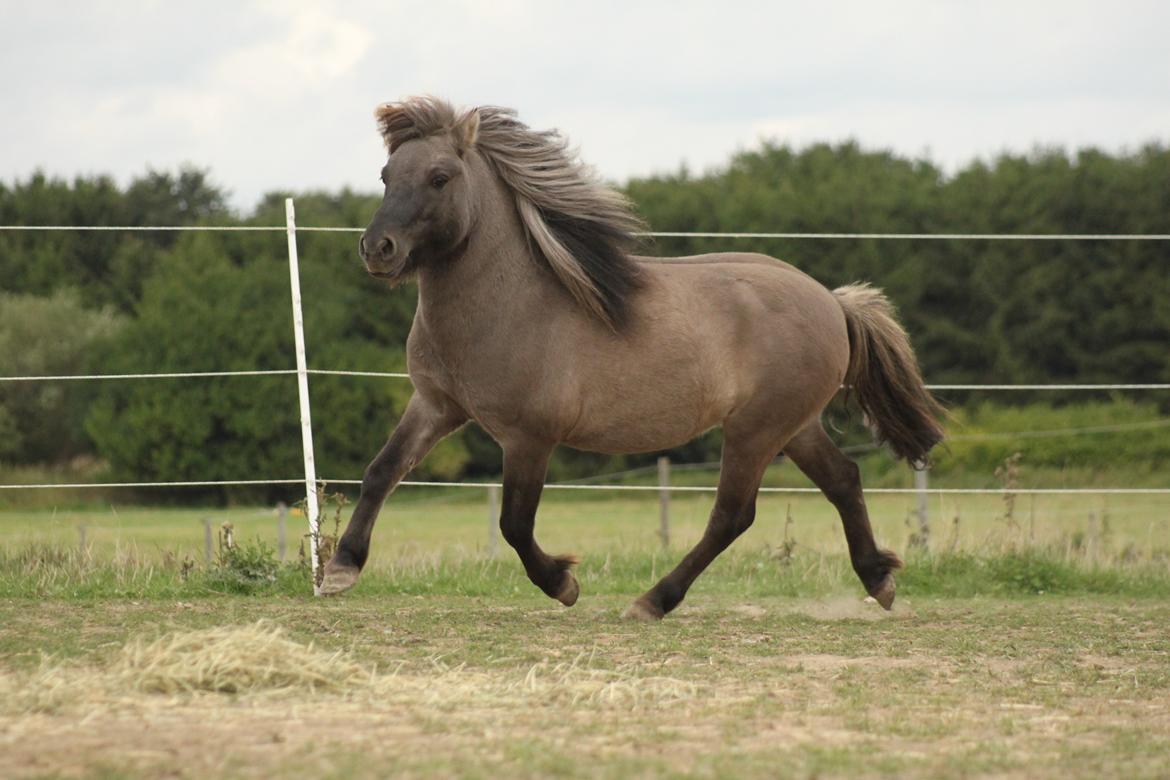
[0, 168, 229, 313]
[0, 290, 123, 463]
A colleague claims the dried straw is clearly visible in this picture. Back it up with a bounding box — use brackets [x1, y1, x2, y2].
[1, 623, 698, 718]
[113, 621, 370, 695]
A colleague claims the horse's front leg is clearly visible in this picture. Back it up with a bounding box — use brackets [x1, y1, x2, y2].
[320, 392, 466, 595]
[499, 440, 580, 606]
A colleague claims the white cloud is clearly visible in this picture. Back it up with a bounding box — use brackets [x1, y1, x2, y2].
[2, 1, 1168, 211]
[213, 5, 373, 94]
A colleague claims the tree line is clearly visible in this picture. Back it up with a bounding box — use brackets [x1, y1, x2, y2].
[1, 142, 1167, 498]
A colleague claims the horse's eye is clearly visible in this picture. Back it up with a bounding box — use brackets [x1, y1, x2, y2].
[431, 174, 450, 190]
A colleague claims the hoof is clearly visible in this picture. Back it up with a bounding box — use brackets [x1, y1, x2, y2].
[555, 570, 580, 607]
[621, 598, 664, 622]
[318, 562, 360, 596]
[869, 574, 896, 610]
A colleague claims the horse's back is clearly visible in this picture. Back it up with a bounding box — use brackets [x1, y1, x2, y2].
[635, 251, 839, 318]
[635, 251, 798, 269]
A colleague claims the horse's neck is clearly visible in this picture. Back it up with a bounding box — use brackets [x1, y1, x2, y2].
[414, 191, 554, 352]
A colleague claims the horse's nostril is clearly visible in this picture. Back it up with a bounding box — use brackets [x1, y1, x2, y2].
[358, 235, 368, 256]
[379, 237, 397, 258]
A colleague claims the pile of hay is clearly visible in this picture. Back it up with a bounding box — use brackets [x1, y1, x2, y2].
[113, 621, 370, 695]
[1, 623, 697, 718]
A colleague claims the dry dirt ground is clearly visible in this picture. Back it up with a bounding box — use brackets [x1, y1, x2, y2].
[1, 594, 1168, 779]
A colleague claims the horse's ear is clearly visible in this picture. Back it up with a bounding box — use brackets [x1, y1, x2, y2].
[453, 109, 480, 155]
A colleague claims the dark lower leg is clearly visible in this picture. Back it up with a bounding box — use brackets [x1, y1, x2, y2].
[499, 442, 579, 605]
[323, 395, 465, 593]
[784, 423, 901, 603]
[331, 443, 402, 572]
[632, 498, 757, 618]
[628, 441, 772, 619]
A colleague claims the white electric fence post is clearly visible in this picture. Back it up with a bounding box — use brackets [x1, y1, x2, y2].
[284, 198, 321, 593]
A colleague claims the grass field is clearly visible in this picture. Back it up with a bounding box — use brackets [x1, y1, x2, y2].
[2, 487, 1165, 567]
[1, 491, 1169, 778]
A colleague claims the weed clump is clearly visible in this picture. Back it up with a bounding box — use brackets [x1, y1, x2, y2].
[201, 522, 281, 593]
[297, 488, 346, 589]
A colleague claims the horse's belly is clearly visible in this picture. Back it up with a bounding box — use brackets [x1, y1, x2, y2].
[561, 420, 714, 455]
[559, 387, 727, 455]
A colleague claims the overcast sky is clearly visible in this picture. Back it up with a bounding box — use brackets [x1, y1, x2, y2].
[3, 1, 1168, 212]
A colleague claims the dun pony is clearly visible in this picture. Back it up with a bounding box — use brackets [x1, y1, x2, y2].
[323, 97, 945, 619]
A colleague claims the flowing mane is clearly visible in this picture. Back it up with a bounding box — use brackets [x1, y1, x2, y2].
[375, 97, 645, 328]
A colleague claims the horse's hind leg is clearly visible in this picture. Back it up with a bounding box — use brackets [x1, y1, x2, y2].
[624, 433, 775, 621]
[783, 421, 901, 609]
[498, 440, 580, 606]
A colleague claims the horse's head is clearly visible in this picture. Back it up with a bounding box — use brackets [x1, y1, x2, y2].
[360, 101, 481, 282]
[360, 97, 643, 327]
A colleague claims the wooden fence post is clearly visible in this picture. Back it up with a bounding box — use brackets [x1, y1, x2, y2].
[277, 501, 288, 562]
[913, 465, 930, 547]
[658, 456, 671, 549]
[487, 484, 499, 557]
[202, 517, 213, 563]
[1087, 511, 1099, 563]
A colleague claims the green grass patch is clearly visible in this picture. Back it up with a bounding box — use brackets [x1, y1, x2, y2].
[2, 541, 1168, 602]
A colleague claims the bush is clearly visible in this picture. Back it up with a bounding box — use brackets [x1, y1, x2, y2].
[931, 400, 1170, 476]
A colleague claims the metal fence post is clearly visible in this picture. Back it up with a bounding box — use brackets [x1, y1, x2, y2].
[658, 456, 671, 549]
[284, 198, 321, 592]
